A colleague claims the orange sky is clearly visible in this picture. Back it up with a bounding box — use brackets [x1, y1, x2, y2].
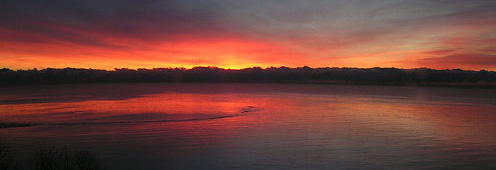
[1, 0, 496, 70]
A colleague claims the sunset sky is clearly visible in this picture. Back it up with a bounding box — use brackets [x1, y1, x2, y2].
[1, 0, 496, 70]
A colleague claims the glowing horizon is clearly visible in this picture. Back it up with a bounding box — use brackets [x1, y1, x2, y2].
[1, 0, 496, 71]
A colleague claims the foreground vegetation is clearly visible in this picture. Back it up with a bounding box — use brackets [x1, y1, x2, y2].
[1, 67, 495, 87]
[0, 143, 101, 170]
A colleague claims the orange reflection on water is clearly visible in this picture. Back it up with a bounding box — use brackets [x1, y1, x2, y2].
[0, 92, 258, 122]
[0, 91, 292, 124]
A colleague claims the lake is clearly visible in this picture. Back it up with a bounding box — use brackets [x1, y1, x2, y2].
[1, 83, 496, 169]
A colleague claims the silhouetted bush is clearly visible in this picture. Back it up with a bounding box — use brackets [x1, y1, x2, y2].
[32, 144, 100, 170]
[0, 143, 101, 170]
[0, 143, 17, 170]
[71, 151, 100, 170]
[1, 67, 495, 87]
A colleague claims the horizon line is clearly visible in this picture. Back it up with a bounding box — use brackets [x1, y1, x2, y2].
[1, 66, 494, 72]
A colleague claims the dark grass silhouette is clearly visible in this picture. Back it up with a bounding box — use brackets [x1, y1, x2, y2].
[0, 143, 101, 170]
[0, 144, 17, 170]
[1, 67, 495, 87]
[32, 144, 101, 170]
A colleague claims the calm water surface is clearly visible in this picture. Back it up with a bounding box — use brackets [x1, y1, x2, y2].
[1, 83, 496, 169]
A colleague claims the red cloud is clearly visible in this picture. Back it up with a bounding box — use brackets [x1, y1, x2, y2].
[416, 54, 496, 70]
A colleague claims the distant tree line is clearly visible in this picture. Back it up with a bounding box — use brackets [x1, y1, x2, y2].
[1, 67, 495, 87]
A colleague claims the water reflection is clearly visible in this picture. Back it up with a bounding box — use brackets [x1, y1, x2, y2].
[1, 83, 496, 169]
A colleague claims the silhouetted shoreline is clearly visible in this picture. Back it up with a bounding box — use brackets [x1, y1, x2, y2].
[0, 122, 38, 129]
[1, 67, 495, 88]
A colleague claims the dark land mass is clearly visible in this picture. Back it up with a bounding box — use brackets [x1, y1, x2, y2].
[1, 67, 495, 88]
[0, 122, 38, 129]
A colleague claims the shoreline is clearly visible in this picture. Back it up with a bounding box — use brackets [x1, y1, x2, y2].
[1, 81, 495, 89]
